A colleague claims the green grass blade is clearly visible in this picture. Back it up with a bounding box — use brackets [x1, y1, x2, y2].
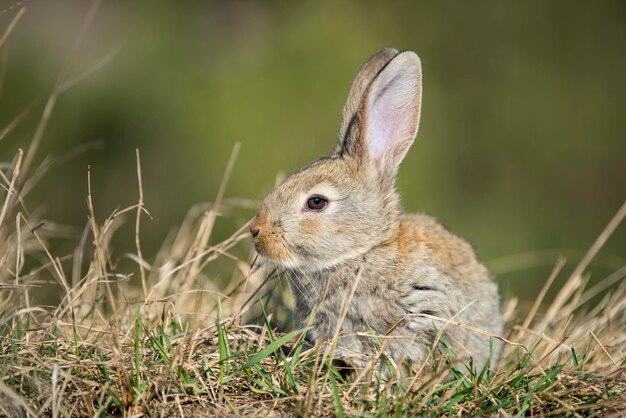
[242, 329, 304, 370]
[329, 371, 345, 418]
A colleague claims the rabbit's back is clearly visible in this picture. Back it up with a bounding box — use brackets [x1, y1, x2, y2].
[394, 213, 503, 368]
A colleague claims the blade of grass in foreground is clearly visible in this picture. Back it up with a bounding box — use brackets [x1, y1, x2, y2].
[329, 371, 345, 418]
[241, 328, 306, 370]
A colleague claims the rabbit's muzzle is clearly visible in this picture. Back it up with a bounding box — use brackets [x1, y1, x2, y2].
[250, 214, 290, 263]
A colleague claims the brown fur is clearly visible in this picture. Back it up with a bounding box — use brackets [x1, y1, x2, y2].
[251, 49, 503, 374]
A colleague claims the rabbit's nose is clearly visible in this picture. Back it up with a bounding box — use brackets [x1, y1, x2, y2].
[250, 224, 260, 239]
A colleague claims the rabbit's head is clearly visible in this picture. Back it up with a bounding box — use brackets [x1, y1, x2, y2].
[251, 49, 422, 271]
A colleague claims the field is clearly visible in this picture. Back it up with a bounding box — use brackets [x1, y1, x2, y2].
[1, 137, 625, 416]
[1, 4, 626, 417]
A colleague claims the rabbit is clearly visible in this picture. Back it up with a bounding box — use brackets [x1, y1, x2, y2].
[250, 48, 503, 375]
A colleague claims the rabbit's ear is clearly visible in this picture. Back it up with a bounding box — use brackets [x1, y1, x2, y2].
[336, 48, 399, 152]
[362, 51, 422, 176]
[339, 51, 422, 179]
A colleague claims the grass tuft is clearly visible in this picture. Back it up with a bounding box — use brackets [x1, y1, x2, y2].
[0, 139, 624, 415]
[0, 7, 625, 416]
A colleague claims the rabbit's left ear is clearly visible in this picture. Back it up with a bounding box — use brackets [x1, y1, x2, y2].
[336, 51, 422, 178]
[362, 51, 422, 176]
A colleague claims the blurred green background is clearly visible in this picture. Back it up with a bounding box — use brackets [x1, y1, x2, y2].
[1, 1, 624, 303]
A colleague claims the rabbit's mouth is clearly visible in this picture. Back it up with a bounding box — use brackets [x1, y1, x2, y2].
[250, 212, 301, 267]
[252, 233, 294, 266]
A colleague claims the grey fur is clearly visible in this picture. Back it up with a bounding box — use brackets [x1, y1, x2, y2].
[251, 49, 503, 374]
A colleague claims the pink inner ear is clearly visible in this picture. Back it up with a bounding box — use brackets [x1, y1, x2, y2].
[369, 86, 407, 167]
[366, 64, 421, 171]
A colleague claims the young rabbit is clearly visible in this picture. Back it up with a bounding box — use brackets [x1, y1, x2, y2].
[250, 48, 503, 374]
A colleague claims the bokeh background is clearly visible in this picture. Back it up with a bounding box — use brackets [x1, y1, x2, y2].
[1, 1, 625, 304]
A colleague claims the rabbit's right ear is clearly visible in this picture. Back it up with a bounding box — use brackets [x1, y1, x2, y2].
[336, 48, 399, 152]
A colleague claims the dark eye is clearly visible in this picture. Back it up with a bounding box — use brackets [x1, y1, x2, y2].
[306, 195, 328, 211]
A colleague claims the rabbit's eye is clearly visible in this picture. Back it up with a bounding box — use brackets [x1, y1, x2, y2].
[306, 195, 328, 211]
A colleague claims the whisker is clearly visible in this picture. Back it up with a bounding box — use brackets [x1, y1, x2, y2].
[281, 236, 318, 300]
[284, 249, 317, 305]
[240, 266, 279, 310]
[227, 254, 269, 298]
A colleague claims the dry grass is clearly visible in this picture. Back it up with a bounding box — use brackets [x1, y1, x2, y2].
[0, 138, 624, 417]
[1, 5, 625, 417]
